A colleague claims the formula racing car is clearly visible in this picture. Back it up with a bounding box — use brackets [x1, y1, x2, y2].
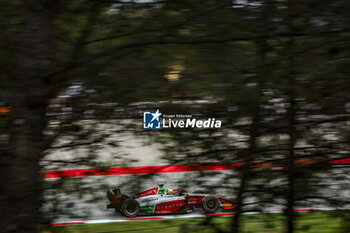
[106, 184, 235, 217]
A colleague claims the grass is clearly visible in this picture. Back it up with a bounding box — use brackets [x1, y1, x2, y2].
[45, 210, 350, 233]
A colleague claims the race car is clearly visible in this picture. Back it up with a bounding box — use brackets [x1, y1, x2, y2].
[106, 184, 235, 217]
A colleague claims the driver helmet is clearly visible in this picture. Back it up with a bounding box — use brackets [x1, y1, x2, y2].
[167, 189, 174, 195]
[158, 183, 165, 195]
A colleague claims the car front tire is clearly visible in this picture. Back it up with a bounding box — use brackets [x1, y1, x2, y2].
[202, 195, 220, 213]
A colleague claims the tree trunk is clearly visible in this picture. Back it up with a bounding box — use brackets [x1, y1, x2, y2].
[231, 112, 259, 233]
[286, 95, 296, 233]
[285, 35, 297, 233]
[285, 1, 298, 231]
[231, 40, 267, 233]
[0, 102, 47, 233]
[0, 1, 53, 232]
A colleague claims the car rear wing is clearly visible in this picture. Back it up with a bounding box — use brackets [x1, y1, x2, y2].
[107, 188, 122, 209]
[107, 188, 131, 210]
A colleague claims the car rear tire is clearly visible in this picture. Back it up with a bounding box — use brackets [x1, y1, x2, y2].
[121, 199, 140, 217]
[115, 194, 130, 212]
[202, 195, 220, 213]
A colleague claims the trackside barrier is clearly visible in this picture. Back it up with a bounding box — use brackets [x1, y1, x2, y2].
[42, 158, 350, 179]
